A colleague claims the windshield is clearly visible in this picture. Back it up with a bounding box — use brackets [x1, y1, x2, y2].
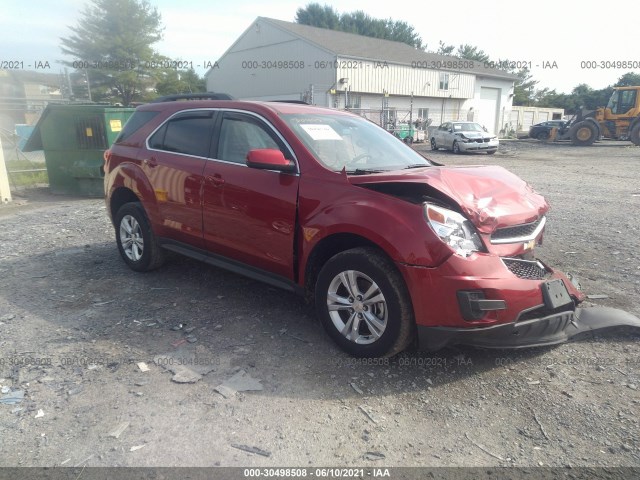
[282, 113, 432, 173]
[453, 123, 484, 132]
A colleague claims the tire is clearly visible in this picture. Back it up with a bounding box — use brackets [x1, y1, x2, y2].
[630, 123, 640, 146]
[536, 131, 549, 141]
[570, 121, 598, 146]
[452, 141, 461, 154]
[486, 149, 497, 155]
[404, 136, 413, 145]
[430, 138, 438, 150]
[114, 202, 165, 272]
[315, 247, 415, 358]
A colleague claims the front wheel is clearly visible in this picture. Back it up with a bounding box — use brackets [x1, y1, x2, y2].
[315, 247, 415, 357]
[486, 149, 497, 155]
[537, 131, 549, 141]
[570, 121, 598, 146]
[452, 141, 461, 154]
[115, 202, 165, 272]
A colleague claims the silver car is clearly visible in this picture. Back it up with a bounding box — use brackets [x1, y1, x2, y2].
[430, 121, 499, 154]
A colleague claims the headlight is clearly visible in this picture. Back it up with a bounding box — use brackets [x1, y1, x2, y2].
[458, 135, 471, 143]
[423, 204, 484, 257]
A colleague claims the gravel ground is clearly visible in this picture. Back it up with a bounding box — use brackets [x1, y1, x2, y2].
[0, 139, 638, 470]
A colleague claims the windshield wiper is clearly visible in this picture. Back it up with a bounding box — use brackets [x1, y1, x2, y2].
[346, 168, 386, 175]
[403, 164, 431, 169]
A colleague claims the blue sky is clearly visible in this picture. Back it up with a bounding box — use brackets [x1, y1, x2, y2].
[1, 0, 638, 93]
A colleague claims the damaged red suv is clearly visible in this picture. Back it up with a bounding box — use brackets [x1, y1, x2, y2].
[105, 95, 634, 357]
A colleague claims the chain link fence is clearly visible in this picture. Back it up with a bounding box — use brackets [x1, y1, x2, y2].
[1, 122, 48, 191]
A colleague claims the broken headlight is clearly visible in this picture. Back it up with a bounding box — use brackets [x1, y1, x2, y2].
[424, 204, 484, 257]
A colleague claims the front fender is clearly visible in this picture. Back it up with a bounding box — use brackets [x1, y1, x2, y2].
[297, 176, 452, 270]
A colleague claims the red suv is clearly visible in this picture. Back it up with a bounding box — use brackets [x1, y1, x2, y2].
[104, 95, 587, 357]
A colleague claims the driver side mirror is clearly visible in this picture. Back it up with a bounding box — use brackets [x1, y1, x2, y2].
[246, 149, 296, 173]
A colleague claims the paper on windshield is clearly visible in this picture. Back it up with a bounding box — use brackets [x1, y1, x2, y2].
[300, 124, 342, 140]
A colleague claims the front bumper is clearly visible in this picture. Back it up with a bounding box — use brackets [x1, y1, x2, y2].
[417, 306, 640, 350]
[459, 140, 499, 152]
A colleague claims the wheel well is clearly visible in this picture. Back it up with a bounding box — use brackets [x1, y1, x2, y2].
[110, 187, 140, 220]
[303, 233, 387, 302]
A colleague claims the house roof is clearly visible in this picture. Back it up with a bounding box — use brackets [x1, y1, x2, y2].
[258, 17, 518, 81]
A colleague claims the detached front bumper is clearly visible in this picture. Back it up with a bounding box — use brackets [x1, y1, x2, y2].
[417, 306, 640, 351]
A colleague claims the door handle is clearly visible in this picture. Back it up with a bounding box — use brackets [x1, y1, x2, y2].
[207, 174, 225, 186]
[143, 157, 158, 168]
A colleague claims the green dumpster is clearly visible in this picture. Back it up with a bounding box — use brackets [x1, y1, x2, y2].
[22, 105, 135, 196]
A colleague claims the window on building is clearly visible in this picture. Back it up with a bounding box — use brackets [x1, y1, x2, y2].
[346, 95, 361, 109]
[439, 73, 449, 91]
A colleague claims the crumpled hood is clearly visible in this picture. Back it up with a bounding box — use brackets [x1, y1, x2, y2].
[456, 131, 493, 139]
[349, 165, 548, 233]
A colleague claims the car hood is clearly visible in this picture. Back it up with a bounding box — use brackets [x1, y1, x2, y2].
[456, 131, 494, 139]
[349, 165, 548, 233]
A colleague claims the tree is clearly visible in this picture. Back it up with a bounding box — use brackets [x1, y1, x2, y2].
[512, 67, 538, 106]
[155, 68, 206, 96]
[615, 72, 640, 87]
[455, 44, 490, 63]
[436, 41, 455, 56]
[60, 0, 164, 105]
[295, 3, 340, 29]
[295, 3, 423, 49]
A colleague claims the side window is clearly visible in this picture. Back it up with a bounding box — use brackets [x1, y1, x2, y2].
[618, 90, 637, 114]
[217, 113, 290, 164]
[148, 111, 214, 157]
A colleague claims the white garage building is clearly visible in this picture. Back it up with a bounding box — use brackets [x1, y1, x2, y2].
[206, 17, 518, 135]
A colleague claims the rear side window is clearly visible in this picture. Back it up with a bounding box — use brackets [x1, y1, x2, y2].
[148, 111, 214, 157]
[115, 111, 159, 143]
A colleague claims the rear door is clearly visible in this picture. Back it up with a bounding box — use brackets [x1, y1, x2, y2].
[202, 111, 299, 279]
[434, 123, 449, 148]
[143, 110, 214, 248]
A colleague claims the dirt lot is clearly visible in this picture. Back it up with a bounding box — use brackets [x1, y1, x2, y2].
[0, 139, 639, 471]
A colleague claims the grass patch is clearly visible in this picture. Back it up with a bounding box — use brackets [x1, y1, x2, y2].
[5, 158, 49, 188]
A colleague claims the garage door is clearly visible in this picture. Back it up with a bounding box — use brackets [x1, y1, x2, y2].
[522, 111, 535, 130]
[478, 87, 500, 134]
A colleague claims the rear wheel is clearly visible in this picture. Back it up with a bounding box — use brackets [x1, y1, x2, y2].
[430, 138, 438, 150]
[486, 149, 497, 155]
[570, 121, 598, 146]
[115, 202, 165, 272]
[630, 123, 640, 146]
[315, 247, 415, 357]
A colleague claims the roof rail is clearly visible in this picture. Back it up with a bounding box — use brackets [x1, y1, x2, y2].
[151, 93, 234, 103]
[269, 100, 310, 105]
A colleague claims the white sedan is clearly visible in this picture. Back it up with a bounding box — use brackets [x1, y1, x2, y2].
[430, 121, 498, 154]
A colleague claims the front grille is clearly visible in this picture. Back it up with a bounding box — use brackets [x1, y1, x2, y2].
[503, 258, 550, 280]
[491, 216, 545, 244]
